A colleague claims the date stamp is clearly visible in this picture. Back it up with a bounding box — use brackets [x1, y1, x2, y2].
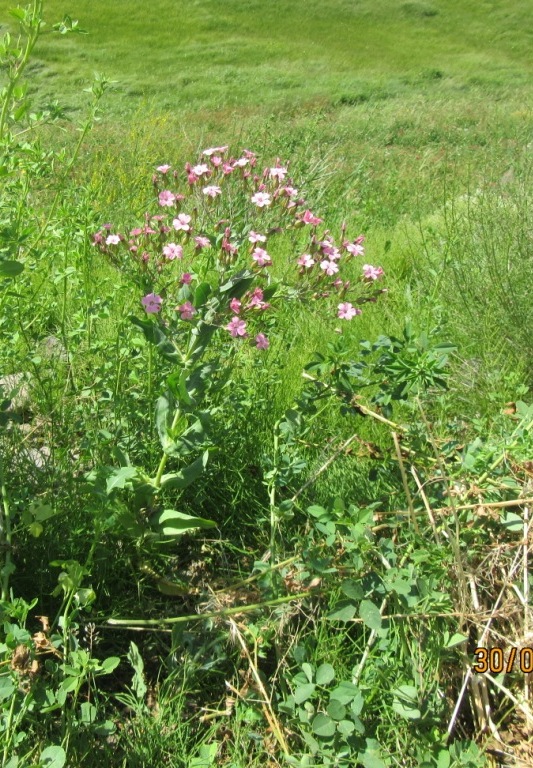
[473, 647, 533, 674]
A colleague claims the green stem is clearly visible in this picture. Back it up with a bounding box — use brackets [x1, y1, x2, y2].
[0, 450, 13, 602]
[269, 420, 281, 565]
[0, 1, 42, 143]
[214, 555, 299, 594]
[153, 406, 182, 488]
[2, 687, 18, 766]
[108, 590, 313, 627]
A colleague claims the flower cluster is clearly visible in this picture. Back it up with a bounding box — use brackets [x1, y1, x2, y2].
[92, 147, 386, 351]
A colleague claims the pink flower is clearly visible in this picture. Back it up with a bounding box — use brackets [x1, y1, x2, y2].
[203, 145, 228, 157]
[298, 254, 315, 268]
[106, 234, 121, 245]
[248, 231, 266, 244]
[255, 333, 269, 350]
[247, 288, 269, 310]
[252, 247, 272, 267]
[301, 210, 323, 226]
[192, 163, 210, 177]
[210, 155, 223, 167]
[156, 164, 171, 174]
[226, 316, 247, 337]
[362, 264, 384, 281]
[130, 227, 143, 236]
[173, 213, 192, 232]
[233, 157, 249, 168]
[345, 241, 365, 257]
[159, 190, 176, 207]
[281, 186, 298, 197]
[222, 163, 234, 175]
[251, 192, 272, 208]
[338, 302, 361, 320]
[163, 243, 183, 260]
[247, 288, 264, 307]
[180, 272, 193, 284]
[269, 166, 287, 181]
[142, 293, 163, 314]
[178, 301, 196, 320]
[320, 260, 339, 276]
[194, 235, 211, 249]
[321, 244, 341, 260]
[202, 185, 222, 198]
[229, 298, 242, 313]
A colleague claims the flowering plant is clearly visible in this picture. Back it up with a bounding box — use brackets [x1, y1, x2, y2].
[91, 147, 386, 544]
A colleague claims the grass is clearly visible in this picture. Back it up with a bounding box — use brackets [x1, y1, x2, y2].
[15, 0, 533, 118]
[1, 0, 533, 765]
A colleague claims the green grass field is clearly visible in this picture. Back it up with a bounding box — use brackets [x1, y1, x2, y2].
[1, 1, 533, 765]
[20, 0, 533, 117]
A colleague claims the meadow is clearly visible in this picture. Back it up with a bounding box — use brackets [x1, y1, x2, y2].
[0, 0, 532, 766]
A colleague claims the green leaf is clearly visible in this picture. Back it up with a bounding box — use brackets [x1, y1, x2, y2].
[359, 599, 382, 631]
[94, 720, 116, 736]
[327, 600, 356, 621]
[337, 719, 355, 735]
[341, 579, 363, 600]
[80, 701, 97, 724]
[167, 371, 193, 406]
[445, 633, 468, 648]
[311, 713, 336, 738]
[392, 699, 421, 720]
[502, 512, 522, 532]
[0, 260, 24, 278]
[190, 742, 219, 767]
[99, 656, 120, 674]
[153, 509, 216, 537]
[60, 677, 79, 693]
[193, 281, 211, 309]
[330, 681, 360, 706]
[127, 642, 147, 702]
[0, 674, 15, 701]
[159, 451, 209, 491]
[316, 663, 335, 685]
[130, 316, 181, 363]
[219, 269, 254, 298]
[326, 699, 346, 721]
[392, 684, 421, 720]
[106, 466, 138, 495]
[39, 746, 66, 768]
[301, 662, 314, 683]
[294, 683, 316, 704]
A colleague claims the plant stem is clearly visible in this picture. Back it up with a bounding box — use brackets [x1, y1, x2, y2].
[153, 406, 182, 488]
[269, 419, 281, 567]
[0, 1, 43, 142]
[0, 450, 13, 602]
[108, 590, 313, 626]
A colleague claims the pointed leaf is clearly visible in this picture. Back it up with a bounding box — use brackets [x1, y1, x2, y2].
[154, 509, 216, 537]
[159, 451, 209, 491]
[130, 316, 181, 363]
[106, 466, 138, 495]
[193, 281, 211, 309]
